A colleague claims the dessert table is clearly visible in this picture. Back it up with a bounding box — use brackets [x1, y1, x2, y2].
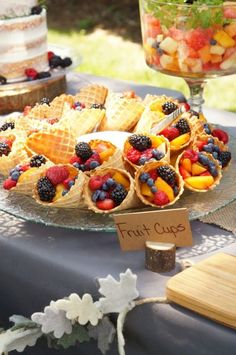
[0, 73, 236, 355]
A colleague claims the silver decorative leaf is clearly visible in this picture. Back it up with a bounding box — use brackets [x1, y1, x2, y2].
[88, 317, 116, 355]
[0, 328, 42, 353]
[97, 269, 139, 313]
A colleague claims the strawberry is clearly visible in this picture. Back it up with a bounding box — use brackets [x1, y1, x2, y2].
[47, 118, 59, 125]
[102, 173, 112, 183]
[20, 164, 30, 172]
[211, 129, 229, 144]
[153, 190, 169, 206]
[140, 148, 153, 161]
[3, 178, 17, 190]
[126, 147, 141, 164]
[96, 198, 115, 210]
[25, 68, 38, 79]
[200, 171, 211, 176]
[0, 138, 13, 148]
[196, 140, 208, 151]
[70, 156, 82, 164]
[46, 166, 69, 186]
[186, 28, 208, 51]
[149, 169, 158, 181]
[224, 7, 236, 19]
[47, 51, 55, 60]
[89, 176, 103, 191]
[160, 127, 180, 141]
[23, 105, 32, 116]
[179, 166, 191, 179]
[180, 102, 190, 112]
[90, 152, 101, 163]
[183, 150, 199, 163]
[168, 27, 185, 41]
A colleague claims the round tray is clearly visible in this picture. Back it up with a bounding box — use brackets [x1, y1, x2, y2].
[0, 129, 235, 232]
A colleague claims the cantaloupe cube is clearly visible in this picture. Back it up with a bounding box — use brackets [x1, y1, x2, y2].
[155, 177, 174, 201]
[213, 30, 236, 48]
[211, 54, 222, 63]
[159, 37, 178, 54]
[210, 45, 225, 55]
[198, 45, 211, 64]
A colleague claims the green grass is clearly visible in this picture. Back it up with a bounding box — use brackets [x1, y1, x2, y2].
[48, 28, 236, 112]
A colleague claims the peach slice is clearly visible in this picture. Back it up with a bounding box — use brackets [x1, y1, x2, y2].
[99, 148, 115, 162]
[53, 183, 65, 202]
[17, 167, 38, 183]
[185, 176, 214, 190]
[170, 133, 191, 148]
[150, 135, 164, 148]
[179, 166, 191, 179]
[112, 171, 130, 188]
[141, 183, 154, 197]
[181, 158, 192, 173]
[191, 163, 207, 176]
[155, 177, 174, 201]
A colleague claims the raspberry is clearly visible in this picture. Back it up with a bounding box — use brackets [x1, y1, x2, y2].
[70, 156, 82, 165]
[47, 51, 55, 60]
[3, 178, 17, 190]
[211, 129, 229, 145]
[89, 176, 103, 191]
[23, 106, 32, 116]
[20, 164, 30, 172]
[153, 190, 170, 206]
[183, 150, 199, 163]
[160, 127, 180, 141]
[148, 169, 158, 181]
[102, 173, 112, 183]
[126, 148, 141, 164]
[25, 68, 38, 79]
[46, 166, 69, 186]
[140, 148, 153, 161]
[186, 28, 208, 51]
[196, 140, 208, 151]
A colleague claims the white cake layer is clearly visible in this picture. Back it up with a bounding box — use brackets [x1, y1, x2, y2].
[0, 0, 37, 19]
[0, 39, 47, 63]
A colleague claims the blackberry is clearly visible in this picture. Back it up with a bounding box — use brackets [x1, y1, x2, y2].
[175, 118, 190, 134]
[37, 72, 51, 79]
[90, 103, 104, 109]
[189, 109, 199, 119]
[110, 184, 128, 205]
[49, 55, 63, 68]
[31, 5, 43, 15]
[37, 177, 56, 202]
[162, 101, 178, 115]
[0, 75, 7, 85]
[128, 134, 152, 152]
[157, 166, 176, 187]
[218, 151, 231, 168]
[75, 142, 93, 161]
[30, 155, 47, 168]
[40, 97, 50, 105]
[0, 121, 15, 131]
[61, 57, 73, 68]
[0, 142, 11, 157]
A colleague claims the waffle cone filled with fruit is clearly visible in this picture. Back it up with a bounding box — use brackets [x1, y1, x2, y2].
[99, 92, 144, 131]
[176, 149, 222, 192]
[25, 126, 77, 164]
[135, 161, 184, 208]
[123, 133, 170, 173]
[192, 134, 231, 170]
[0, 130, 28, 176]
[34, 165, 85, 208]
[84, 168, 140, 213]
[3, 155, 53, 196]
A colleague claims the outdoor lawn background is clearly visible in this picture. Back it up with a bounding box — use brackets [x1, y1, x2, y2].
[47, 0, 236, 112]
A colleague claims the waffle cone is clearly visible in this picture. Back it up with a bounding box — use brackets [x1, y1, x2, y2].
[74, 85, 108, 107]
[100, 95, 144, 131]
[142, 94, 178, 107]
[135, 161, 184, 208]
[181, 112, 204, 135]
[169, 117, 195, 153]
[176, 151, 222, 192]
[192, 134, 231, 170]
[26, 103, 51, 120]
[33, 166, 86, 208]
[88, 139, 124, 172]
[15, 116, 53, 135]
[9, 160, 54, 196]
[84, 167, 140, 214]
[25, 126, 76, 164]
[135, 107, 165, 133]
[123, 134, 170, 174]
[48, 94, 75, 119]
[61, 108, 105, 136]
[0, 130, 28, 176]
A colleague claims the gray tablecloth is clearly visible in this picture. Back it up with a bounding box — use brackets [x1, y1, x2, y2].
[0, 73, 236, 355]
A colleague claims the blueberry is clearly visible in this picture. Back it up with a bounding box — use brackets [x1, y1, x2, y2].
[80, 164, 86, 171]
[106, 178, 116, 187]
[207, 138, 214, 144]
[212, 151, 218, 159]
[173, 185, 179, 196]
[98, 191, 107, 201]
[157, 48, 164, 55]
[139, 157, 148, 165]
[198, 154, 210, 166]
[89, 160, 100, 169]
[68, 180, 75, 188]
[0, 75, 7, 85]
[210, 39, 217, 45]
[102, 183, 109, 191]
[209, 166, 218, 177]
[31, 5, 42, 15]
[62, 190, 69, 196]
[152, 149, 164, 160]
[61, 57, 72, 68]
[92, 190, 101, 202]
[36, 72, 51, 79]
[73, 162, 80, 169]
[203, 124, 211, 135]
[151, 186, 158, 193]
[139, 173, 150, 183]
[147, 178, 155, 187]
[11, 171, 20, 181]
[213, 145, 220, 153]
[49, 55, 63, 68]
[203, 144, 213, 153]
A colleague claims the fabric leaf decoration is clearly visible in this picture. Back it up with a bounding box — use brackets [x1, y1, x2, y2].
[0, 328, 42, 353]
[88, 316, 116, 355]
[57, 323, 90, 349]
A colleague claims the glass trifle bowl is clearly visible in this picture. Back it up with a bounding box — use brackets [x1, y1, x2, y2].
[139, 0, 236, 113]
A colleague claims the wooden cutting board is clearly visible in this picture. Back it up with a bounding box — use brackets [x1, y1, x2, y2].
[166, 253, 236, 329]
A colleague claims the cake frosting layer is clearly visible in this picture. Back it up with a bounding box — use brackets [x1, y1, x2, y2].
[0, 0, 37, 19]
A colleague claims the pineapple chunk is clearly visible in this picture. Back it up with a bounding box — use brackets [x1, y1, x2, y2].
[160, 54, 174, 69]
[159, 37, 178, 54]
[220, 52, 236, 69]
[213, 30, 236, 48]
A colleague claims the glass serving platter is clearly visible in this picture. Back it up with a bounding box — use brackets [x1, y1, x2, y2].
[0, 129, 235, 232]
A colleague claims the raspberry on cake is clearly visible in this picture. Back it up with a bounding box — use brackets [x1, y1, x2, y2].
[70, 139, 124, 173]
[135, 161, 184, 208]
[84, 168, 139, 214]
[123, 133, 170, 173]
[176, 149, 222, 192]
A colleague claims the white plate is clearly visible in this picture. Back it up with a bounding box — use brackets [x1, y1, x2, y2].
[78, 131, 131, 149]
